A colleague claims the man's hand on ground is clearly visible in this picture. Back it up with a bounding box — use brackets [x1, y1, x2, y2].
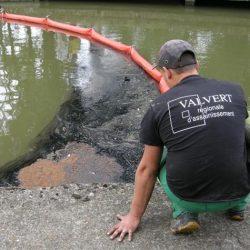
[107, 213, 140, 242]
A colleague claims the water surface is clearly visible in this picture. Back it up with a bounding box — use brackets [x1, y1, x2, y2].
[1, 1, 250, 178]
[5, 2, 250, 96]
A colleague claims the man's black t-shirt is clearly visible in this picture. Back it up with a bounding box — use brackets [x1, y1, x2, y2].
[140, 75, 250, 202]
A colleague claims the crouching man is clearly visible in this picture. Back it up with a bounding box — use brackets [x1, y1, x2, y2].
[107, 39, 250, 241]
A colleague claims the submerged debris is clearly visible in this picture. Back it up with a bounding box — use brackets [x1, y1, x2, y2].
[0, 42, 158, 186]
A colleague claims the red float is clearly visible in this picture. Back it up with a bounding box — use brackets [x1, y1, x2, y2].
[1, 12, 169, 93]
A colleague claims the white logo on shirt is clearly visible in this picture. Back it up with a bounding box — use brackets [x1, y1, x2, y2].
[167, 94, 234, 134]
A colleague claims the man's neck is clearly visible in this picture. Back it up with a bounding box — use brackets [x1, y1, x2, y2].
[170, 70, 199, 88]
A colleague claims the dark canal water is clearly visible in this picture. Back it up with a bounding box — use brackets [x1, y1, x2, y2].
[0, 1, 250, 181]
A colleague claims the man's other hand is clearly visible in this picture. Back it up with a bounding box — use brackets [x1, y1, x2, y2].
[107, 213, 140, 242]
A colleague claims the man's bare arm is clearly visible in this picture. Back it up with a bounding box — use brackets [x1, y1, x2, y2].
[107, 145, 162, 242]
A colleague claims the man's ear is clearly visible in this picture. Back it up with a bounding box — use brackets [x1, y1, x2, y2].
[162, 67, 168, 73]
[162, 67, 172, 79]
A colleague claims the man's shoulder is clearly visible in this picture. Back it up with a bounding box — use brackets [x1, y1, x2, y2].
[203, 77, 241, 88]
[150, 76, 244, 110]
[211, 78, 244, 96]
[151, 89, 174, 106]
[190, 76, 244, 94]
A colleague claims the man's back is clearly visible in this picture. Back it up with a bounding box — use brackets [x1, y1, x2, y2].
[140, 75, 250, 202]
[109, 39, 250, 239]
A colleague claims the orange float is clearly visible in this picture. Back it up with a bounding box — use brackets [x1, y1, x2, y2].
[1, 12, 169, 93]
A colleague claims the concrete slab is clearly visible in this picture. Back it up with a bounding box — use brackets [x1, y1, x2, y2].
[0, 183, 249, 250]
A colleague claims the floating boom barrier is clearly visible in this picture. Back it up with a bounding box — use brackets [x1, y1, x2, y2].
[0, 12, 169, 94]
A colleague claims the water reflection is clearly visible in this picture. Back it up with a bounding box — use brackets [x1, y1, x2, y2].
[1, 1, 250, 180]
[0, 22, 70, 176]
[0, 24, 21, 135]
[193, 31, 213, 63]
[0, 19, 159, 182]
[0, 76, 18, 135]
[11, 1, 248, 98]
[5, 3, 250, 80]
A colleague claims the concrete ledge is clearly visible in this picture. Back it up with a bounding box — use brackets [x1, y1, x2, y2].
[0, 183, 250, 249]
